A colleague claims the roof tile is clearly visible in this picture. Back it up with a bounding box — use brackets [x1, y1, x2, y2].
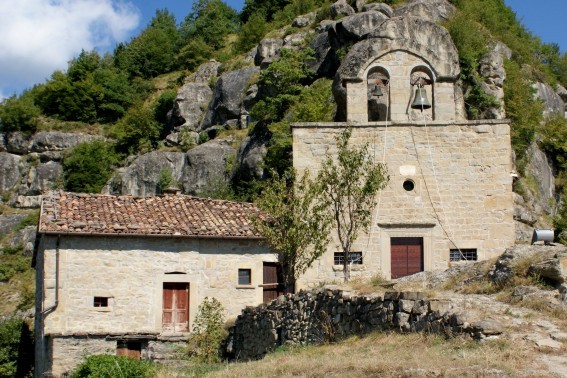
[38, 191, 264, 239]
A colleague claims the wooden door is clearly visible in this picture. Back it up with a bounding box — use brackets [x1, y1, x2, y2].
[162, 282, 189, 332]
[263, 263, 284, 303]
[116, 341, 141, 360]
[391, 237, 423, 279]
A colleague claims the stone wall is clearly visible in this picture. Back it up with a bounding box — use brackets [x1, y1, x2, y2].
[226, 289, 463, 361]
[292, 121, 515, 284]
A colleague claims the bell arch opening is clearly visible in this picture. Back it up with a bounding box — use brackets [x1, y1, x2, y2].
[367, 66, 391, 122]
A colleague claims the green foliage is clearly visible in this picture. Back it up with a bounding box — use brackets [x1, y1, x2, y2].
[16, 211, 39, 231]
[153, 90, 176, 127]
[175, 37, 216, 71]
[157, 168, 178, 192]
[241, 0, 292, 23]
[0, 318, 32, 378]
[555, 197, 567, 245]
[254, 169, 331, 290]
[70, 355, 155, 378]
[289, 79, 336, 122]
[62, 140, 121, 193]
[111, 102, 163, 154]
[235, 11, 268, 53]
[539, 116, 567, 172]
[0, 91, 40, 133]
[36, 51, 136, 123]
[180, 0, 239, 51]
[115, 10, 180, 79]
[315, 128, 389, 281]
[503, 60, 543, 171]
[187, 297, 227, 363]
[251, 48, 315, 123]
[0, 251, 30, 283]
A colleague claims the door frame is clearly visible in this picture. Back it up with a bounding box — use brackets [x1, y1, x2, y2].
[378, 224, 434, 280]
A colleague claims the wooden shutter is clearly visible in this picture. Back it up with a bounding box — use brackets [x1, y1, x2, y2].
[162, 283, 189, 332]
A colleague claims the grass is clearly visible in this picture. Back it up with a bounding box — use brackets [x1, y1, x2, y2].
[159, 331, 548, 377]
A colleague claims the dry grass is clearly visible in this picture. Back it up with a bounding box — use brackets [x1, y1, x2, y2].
[159, 331, 549, 377]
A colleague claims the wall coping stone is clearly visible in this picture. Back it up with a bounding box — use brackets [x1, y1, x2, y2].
[292, 119, 511, 129]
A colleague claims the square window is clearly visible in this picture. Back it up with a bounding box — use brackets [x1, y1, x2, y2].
[450, 249, 477, 262]
[94, 296, 109, 307]
[334, 252, 363, 265]
[238, 269, 251, 285]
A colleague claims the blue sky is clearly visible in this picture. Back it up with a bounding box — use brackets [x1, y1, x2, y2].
[0, 0, 564, 100]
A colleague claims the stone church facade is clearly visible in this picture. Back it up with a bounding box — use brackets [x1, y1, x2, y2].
[34, 191, 277, 377]
[293, 16, 515, 286]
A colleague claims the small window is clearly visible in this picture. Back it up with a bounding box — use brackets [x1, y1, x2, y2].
[334, 252, 363, 265]
[450, 249, 477, 262]
[238, 269, 252, 285]
[403, 179, 415, 191]
[94, 296, 109, 307]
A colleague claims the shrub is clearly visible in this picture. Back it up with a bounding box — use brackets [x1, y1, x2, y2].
[157, 168, 178, 193]
[70, 355, 155, 378]
[187, 297, 227, 363]
[111, 102, 163, 154]
[63, 140, 122, 193]
[0, 317, 33, 378]
[0, 92, 40, 134]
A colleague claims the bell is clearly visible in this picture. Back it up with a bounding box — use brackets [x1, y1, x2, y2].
[371, 85, 383, 97]
[411, 87, 431, 110]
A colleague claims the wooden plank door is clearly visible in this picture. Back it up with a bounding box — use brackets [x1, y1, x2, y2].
[162, 282, 189, 332]
[263, 263, 283, 303]
[391, 237, 423, 279]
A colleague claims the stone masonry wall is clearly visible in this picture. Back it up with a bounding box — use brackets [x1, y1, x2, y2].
[292, 121, 514, 284]
[226, 289, 464, 361]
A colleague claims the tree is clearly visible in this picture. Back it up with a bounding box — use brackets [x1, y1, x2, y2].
[253, 169, 331, 292]
[0, 91, 40, 133]
[63, 140, 121, 193]
[187, 297, 227, 363]
[180, 0, 239, 51]
[315, 128, 389, 282]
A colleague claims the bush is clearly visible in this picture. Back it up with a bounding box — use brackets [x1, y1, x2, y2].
[0, 318, 33, 378]
[111, 102, 163, 154]
[0, 92, 40, 134]
[70, 355, 155, 378]
[63, 140, 122, 193]
[157, 168, 178, 193]
[187, 297, 227, 363]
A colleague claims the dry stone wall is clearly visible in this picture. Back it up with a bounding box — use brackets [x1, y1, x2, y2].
[226, 289, 465, 361]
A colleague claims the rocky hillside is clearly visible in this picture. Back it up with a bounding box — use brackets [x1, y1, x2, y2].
[1, 0, 567, 319]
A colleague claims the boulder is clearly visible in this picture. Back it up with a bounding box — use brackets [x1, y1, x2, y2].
[529, 254, 567, 284]
[330, 0, 355, 19]
[234, 134, 269, 181]
[119, 151, 187, 197]
[292, 12, 316, 28]
[394, 0, 456, 23]
[171, 82, 213, 131]
[255, 38, 284, 68]
[470, 320, 504, 336]
[10, 226, 36, 256]
[525, 142, 556, 216]
[308, 32, 340, 78]
[183, 138, 236, 196]
[478, 42, 511, 119]
[362, 3, 393, 17]
[0, 152, 21, 192]
[0, 214, 27, 235]
[13, 195, 42, 209]
[201, 66, 260, 129]
[533, 82, 565, 119]
[317, 20, 336, 33]
[30, 132, 100, 153]
[0, 134, 6, 152]
[19, 160, 63, 196]
[556, 84, 567, 103]
[335, 11, 389, 41]
[190, 59, 220, 84]
[283, 31, 311, 48]
[5, 132, 30, 154]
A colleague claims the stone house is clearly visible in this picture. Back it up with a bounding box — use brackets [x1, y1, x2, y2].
[293, 16, 515, 285]
[34, 191, 278, 377]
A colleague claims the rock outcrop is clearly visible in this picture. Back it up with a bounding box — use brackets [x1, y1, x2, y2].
[478, 42, 512, 119]
[394, 0, 456, 22]
[533, 82, 565, 119]
[0, 152, 21, 192]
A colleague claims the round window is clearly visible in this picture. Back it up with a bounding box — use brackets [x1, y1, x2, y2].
[403, 180, 415, 192]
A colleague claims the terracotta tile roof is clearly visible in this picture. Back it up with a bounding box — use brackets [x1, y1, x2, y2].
[38, 191, 264, 239]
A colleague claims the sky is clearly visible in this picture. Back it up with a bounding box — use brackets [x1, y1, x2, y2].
[0, 0, 564, 101]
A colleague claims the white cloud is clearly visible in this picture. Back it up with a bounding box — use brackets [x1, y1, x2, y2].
[0, 0, 141, 96]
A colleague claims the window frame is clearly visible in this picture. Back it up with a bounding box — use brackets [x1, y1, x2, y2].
[238, 268, 252, 286]
[450, 248, 478, 262]
[334, 252, 363, 265]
